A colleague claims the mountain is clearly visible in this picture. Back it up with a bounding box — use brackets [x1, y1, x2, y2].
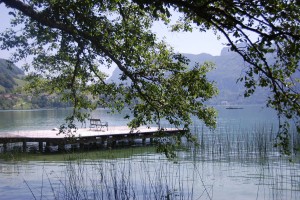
[107, 47, 270, 105]
[0, 58, 70, 109]
[0, 58, 25, 92]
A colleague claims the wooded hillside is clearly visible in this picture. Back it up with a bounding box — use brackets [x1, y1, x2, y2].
[0, 59, 70, 109]
[0, 58, 25, 93]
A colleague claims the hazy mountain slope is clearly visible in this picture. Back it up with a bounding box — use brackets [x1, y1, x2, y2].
[107, 47, 269, 105]
[0, 58, 71, 109]
[0, 58, 25, 92]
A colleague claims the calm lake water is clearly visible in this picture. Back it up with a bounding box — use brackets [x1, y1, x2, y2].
[0, 106, 299, 200]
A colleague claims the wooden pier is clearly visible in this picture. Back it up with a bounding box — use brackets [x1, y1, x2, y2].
[0, 126, 184, 152]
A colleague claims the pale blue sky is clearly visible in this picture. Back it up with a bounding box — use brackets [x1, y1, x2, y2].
[0, 3, 226, 74]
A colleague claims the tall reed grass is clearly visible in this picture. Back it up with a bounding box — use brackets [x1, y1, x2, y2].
[20, 124, 300, 200]
[27, 156, 213, 200]
[191, 123, 300, 162]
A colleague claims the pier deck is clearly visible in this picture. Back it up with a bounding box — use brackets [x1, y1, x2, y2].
[0, 126, 184, 152]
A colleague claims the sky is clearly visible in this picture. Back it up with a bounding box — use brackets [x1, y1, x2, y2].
[152, 14, 227, 56]
[0, 3, 226, 75]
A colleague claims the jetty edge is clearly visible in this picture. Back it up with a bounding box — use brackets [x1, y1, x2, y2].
[0, 126, 185, 152]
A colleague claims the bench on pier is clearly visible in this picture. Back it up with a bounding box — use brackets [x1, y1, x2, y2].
[89, 118, 108, 131]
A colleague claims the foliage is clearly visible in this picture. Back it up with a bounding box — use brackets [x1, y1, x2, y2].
[0, 0, 218, 141]
[133, 0, 300, 154]
[108, 50, 272, 105]
[0, 0, 299, 154]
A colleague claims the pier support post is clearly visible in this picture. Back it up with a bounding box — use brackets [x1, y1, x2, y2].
[111, 140, 117, 147]
[149, 138, 154, 144]
[79, 142, 84, 150]
[106, 136, 115, 148]
[22, 141, 27, 152]
[91, 142, 98, 149]
[100, 138, 105, 147]
[39, 142, 43, 152]
[45, 142, 51, 153]
[142, 138, 146, 145]
[129, 137, 134, 145]
[58, 143, 65, 152]
[3, 143, 7, 152]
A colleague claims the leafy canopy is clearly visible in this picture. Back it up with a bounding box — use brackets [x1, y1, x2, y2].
[0, 0, 217, 137]
[134, 0, 300, 154]
[1, 0, 300, 154]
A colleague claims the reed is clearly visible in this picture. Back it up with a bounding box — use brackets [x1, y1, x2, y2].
[27, 156, 212, 200]
[21, 123, 299, 200]
[191, 123, 298, 162]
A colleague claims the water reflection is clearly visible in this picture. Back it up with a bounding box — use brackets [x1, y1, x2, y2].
[0, 109, 73, 131]
[0, 106, 299, 200]
[0, 149, 299, 200]
[0, 105, 278, 132]
[0, 108, 132, 132]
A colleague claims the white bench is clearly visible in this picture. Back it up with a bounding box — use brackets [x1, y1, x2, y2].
[89, 118, 108, 131]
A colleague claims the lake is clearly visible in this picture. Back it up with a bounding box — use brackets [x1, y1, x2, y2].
[0, 106, 299, 200]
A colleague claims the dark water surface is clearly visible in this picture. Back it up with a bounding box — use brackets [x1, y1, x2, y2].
[0, 106, 299, 200]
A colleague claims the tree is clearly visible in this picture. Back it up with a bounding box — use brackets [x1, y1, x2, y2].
[0, 0, 299, 154]
[0, 0, 217, 148]
[133, 0, 300, 154]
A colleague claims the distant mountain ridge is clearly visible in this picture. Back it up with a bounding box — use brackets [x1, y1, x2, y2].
[0, 47, 270, 108]
[107, 47, 269, 105]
